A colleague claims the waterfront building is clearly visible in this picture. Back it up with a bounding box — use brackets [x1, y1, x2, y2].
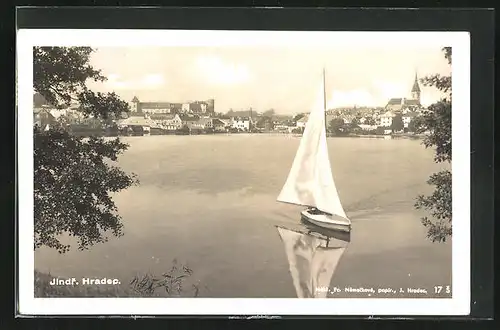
[402, 111, 418, 129]
[148, 113, 183, 131]
[231, 117, 252, 131]
[116, 116, 152, 133]
[380, 110, 396, 127]
[296, 115, 309, 129]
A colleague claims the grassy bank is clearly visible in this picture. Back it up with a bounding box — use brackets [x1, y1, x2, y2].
[35, 262, 203, 297]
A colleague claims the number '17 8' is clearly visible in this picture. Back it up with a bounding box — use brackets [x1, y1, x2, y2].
[434, 285, 451, 294]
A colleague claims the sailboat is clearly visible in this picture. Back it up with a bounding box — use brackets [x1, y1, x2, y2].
[276, 225, 348, 298]
[277, 69, 352, 233]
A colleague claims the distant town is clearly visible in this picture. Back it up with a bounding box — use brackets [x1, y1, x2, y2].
[33, 73, 428, 138]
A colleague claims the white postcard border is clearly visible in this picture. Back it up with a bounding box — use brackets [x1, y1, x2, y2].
[17, 30, 470, 316]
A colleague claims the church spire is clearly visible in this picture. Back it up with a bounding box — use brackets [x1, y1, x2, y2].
[411, 71, 421, 103]
[411, 72, 420, 93]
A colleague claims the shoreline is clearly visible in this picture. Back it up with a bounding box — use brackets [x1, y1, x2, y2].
[73, 131, 425, 140]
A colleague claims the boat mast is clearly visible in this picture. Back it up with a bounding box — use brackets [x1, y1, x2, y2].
[323, 67, 327, 130]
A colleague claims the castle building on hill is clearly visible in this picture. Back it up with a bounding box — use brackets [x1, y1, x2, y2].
[129, 96, 215, 116]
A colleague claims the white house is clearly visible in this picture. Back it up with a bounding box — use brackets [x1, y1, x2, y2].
[166, 114, 183, 130]
[402, 112, 418, 128]
[148, 114, 183, 130]
[380, 111, 396, 127]
[196, 117, 213, 129]
[296, 115, 309, 129]
[117, 116, 152, 133]
[231, 117, 251, 131]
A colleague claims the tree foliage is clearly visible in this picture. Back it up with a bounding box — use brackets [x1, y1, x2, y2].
[291, 127, 304, 134]
[414, 47, 452, 242]
[329, 118, 346, 135]
[407, 117, 418, 133]
[364, 117, 376, 126]
[255, 116, 274, 130]
[391, 113, 404, 132]
[262, 109, 275, 117]
[33, 47, 138, 253]
[416, 171, 452, 242]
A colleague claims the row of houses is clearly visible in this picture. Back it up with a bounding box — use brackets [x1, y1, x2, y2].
[116, 113, 254, 133]
[293, 109, 419, 129]
[35, 102, 421, 136]
[33, 103, 253, 134]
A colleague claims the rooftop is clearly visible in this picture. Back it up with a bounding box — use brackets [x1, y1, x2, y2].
[179, 114, 200, 122]
[297, 115, 309, 123]
[118, 116, 152, 126]
[404, 99, 420, 106]
[387, 98, 403, 105]
[149, 114, 178, 120]
[140, 102, 172, 108]
[381, 111, 395, 117]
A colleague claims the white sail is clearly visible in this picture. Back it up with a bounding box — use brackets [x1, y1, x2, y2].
[277, 226, 346, 298]
[277, 77, 347, 219]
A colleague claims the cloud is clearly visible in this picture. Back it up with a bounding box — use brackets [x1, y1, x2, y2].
[327, 89, 377, 108]
[104, 73, 165, 90]
[372, 79, 407, 100]
[107, 73, 120, 81]
[141, 74, 165, 86]
[195, 55, 251, 85]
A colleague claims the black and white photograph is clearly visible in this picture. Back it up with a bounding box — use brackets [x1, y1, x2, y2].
[17, 29, 470, 316]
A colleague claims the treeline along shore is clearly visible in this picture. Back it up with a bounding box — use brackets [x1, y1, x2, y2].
[68, 127, 426, 139]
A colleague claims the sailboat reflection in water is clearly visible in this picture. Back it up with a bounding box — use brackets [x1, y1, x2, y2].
[276, 224, 350, 298]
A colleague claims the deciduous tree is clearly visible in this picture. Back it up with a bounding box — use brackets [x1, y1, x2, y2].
[262, 109, 275, 117]
[33, 47, 138, 253]
[329, 118, 346, 135]
[414, 47, 452, 243]
[364, 117, 376, 126]
[390, 113, 404, 132]
[407, 118, 418, 133]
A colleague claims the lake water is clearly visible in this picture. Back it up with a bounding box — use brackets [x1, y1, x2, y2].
[34, 134, 452, 298]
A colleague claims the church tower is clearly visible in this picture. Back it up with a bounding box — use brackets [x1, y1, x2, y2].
[130, 96, 140, 113]
[411, 72, 421, 103]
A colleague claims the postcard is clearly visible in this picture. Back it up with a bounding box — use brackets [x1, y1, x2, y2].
[17, 29, 470, 316]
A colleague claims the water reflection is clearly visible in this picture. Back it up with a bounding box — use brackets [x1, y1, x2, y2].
[276, 220, 350, 298]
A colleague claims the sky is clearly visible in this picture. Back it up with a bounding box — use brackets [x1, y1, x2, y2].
[86, 46, 452, 115]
